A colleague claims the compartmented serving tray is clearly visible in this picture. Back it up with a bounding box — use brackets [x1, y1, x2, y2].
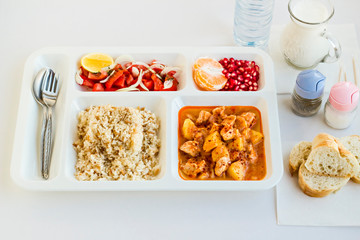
[11, 47, 283, 191]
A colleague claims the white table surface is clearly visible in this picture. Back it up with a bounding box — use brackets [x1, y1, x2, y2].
[1, 0, 360, 239]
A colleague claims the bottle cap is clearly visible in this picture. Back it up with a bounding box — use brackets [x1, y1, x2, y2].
[294, 70, 326, 99]
[329, 82, 359, 112]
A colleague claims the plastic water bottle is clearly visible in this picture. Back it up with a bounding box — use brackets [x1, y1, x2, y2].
[233, 0, 275, 49]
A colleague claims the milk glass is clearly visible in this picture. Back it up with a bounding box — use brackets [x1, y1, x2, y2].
[280, 0, 341, 69]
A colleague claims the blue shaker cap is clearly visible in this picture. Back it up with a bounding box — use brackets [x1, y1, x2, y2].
[294, 70, 326, 99]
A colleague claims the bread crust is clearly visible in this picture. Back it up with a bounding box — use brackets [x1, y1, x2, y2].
[339, 135, 360, 183]
[289, 141, 312, 175]
[305, 133, 359, 178]
[298, 163, 349, 197]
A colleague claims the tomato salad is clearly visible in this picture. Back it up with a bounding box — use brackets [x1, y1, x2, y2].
[76, 55, 181, 91]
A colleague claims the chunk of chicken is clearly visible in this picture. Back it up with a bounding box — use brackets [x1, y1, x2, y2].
[220, 125, 236, 141]
[193, 128, 207, 146]
[203, 131, 223, 152]
[234, 116, 248, 131]
[180, 141, 201, 157]
[181, 158, 206, 177]
[246, 143, 257, 163]
[227, 161, 247, 180]
[212, 145, 230, 162]
[212, 106, 226, 118]
[221, 115, 236, 126]
[240, 112, 256, 128]
[212, 106, 226, 123]
[215, 156, 231, 176]
[196, 110, 211, 125]
[182, 119, 198, 140]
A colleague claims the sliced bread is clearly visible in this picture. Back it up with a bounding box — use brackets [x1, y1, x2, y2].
[298, 162, 349, 197]
[339, 135, 360, 183]
[305, 133, 360, 178]
[289, 141, 312, 175]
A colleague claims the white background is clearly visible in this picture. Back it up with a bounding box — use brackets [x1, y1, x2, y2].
[1, 0, 360, 239]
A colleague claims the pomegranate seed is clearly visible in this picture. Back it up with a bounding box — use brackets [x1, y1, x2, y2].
[218, 58, 260, 91]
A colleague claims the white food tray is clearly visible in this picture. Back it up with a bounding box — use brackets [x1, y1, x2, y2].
[10, 47, 283, 191]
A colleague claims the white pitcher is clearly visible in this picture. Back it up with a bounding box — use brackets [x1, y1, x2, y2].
[280, 0, 341, 69]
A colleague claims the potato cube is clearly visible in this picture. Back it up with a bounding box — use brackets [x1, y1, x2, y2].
[228, 137, 245, 152]
[227, 161, 246, 180]
[211, 145, 229, 162]
[250, 130, 264, 145]
[182, 119, 197, 140]
[203, 131, 223, 152]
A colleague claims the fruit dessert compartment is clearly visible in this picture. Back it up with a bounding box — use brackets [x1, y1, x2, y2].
[190, 49, 272, 92]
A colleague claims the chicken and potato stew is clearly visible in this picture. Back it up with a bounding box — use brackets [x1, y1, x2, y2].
[178, 106, 266, 180]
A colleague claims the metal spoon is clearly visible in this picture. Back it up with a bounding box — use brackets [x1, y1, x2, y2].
[32, 68, 50, 179]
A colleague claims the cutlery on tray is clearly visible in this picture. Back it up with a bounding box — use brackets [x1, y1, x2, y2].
[32, 68, 60, 180]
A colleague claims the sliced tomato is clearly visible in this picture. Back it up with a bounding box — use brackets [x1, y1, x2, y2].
[92, 83, 105, 91]
[151, 73, 164, 91]
[88, 71, 108, 81]
[143, 71, 152, 80]
[126, 74, 136, 86]
[114, 64, 122, 71]
[142, 79, 154, 91]
[113, 74, 126, 88]
[105, 87, 118, 91]
[80, 67, 90, 78]
[82, 79, 95, 88]
[105, 70, 123, 89]
[165, 79, 178, 91]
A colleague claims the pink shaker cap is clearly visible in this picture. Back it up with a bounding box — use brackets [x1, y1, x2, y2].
[329, 82, 359, 111]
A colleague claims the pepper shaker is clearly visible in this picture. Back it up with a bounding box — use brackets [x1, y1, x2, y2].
[324, 82, 359, 129]
[291, 70, 326, 117]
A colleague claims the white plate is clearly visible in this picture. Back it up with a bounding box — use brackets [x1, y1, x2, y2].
[10, 47, 283, 191]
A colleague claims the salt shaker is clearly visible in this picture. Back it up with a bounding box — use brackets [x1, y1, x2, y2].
[291, 70, 326, 116]
[324, 82, 359, 129]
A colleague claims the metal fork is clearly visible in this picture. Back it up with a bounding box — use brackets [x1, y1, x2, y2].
[41, 69, 60, 179]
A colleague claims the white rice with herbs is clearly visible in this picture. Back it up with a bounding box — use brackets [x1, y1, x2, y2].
[73, 105, 161, 181]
